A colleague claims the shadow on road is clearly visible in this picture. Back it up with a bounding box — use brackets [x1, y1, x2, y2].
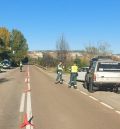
[0, 78, 10, 84]
[81, 82, 115, 93]
[0, 71, 7, 73]
[20, 70, 26, 72]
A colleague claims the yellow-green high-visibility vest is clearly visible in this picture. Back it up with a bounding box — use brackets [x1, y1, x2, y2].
[71, 65, 78, 73]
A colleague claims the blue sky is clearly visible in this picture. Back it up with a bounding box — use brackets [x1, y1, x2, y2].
[0, 0, 120, 53]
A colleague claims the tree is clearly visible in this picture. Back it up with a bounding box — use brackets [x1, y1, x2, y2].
[85, 41, 112, 59]
[0, 27, 11, 61]
[85, 43, 98, 58]
[0, 27, 10, 50]
[56, 34, 70, 63]
[10, 29, 28, 64]
[97, 41, 112, 56]
[40, 52, 57, 67]
[0, 38, 4, 48]
[74, 58, 81, 68]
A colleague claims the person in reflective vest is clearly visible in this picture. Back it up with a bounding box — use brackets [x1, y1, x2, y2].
[68, 62, 78, 88]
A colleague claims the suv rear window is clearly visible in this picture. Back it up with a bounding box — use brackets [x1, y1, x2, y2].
[97, 62, 120, 72]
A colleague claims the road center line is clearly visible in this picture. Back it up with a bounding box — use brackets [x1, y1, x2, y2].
[25, 78, 27, 83]
[28, 72, 30, 77]
[26, 67, 33, 129]
[26, 92, 33, 129]
[100, 102, 114, 110]
[28, 78, 30, 83]
[19, 93, 25, 112]
[28, 82, 30, 90]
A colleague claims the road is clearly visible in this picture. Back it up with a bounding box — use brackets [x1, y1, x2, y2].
[0, 65, 120, 129]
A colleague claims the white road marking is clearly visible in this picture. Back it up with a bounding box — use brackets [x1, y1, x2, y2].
[27, 83, 31, 91]
[19, 66, 33, 129]
[80, 91, 88, 95]
[28, 72, 30, 77]
[28, 78, 30, 83]
[89, 96, 99, 101]
[27, 66, 29, 73]
[26, 68, 33, 129]
[25, 78, 27, 83]
[115, 110, 120, 114]
[26, 92, 32, 129]
[19, 93, 25, 112]
[100, 102, 114, 110]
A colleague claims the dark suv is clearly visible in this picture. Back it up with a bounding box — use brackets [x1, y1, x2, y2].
[2, 59, 11, 69]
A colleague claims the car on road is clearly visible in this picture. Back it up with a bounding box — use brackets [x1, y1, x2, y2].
[2, 59, 11, 69]
[84, 56, 120, 93]
[77, 67, 89, 82]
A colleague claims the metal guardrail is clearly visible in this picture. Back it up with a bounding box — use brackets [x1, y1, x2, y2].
[35, 64, 47, 70]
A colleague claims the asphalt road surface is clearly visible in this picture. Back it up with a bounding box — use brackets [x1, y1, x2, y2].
[0, 65, 120, 129]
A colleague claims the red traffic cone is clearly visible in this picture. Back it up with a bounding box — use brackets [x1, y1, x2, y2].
[20, 114, 34, 128]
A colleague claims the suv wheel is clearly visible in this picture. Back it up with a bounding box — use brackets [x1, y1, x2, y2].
[88, 81, 94, 93]
[84, 81, 88, 89]
[116, 87, 120, 94]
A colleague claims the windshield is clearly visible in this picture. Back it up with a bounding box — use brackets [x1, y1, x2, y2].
[97, 62, 120, 72]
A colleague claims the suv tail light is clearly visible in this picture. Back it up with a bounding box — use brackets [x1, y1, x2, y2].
[93, 73, 96, 81]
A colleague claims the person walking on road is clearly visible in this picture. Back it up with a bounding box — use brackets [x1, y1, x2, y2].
[55, 61, 64, 84]
[68, 62, 78, 88]
[20, 61, 23, 72]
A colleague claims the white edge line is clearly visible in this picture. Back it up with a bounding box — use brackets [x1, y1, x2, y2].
[115, 110, 120, 114]
[100, 102, 114, 110]
[89, 96, 99, 101]
[80, 91, 88, 95]
[19, 93, 25, 112]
